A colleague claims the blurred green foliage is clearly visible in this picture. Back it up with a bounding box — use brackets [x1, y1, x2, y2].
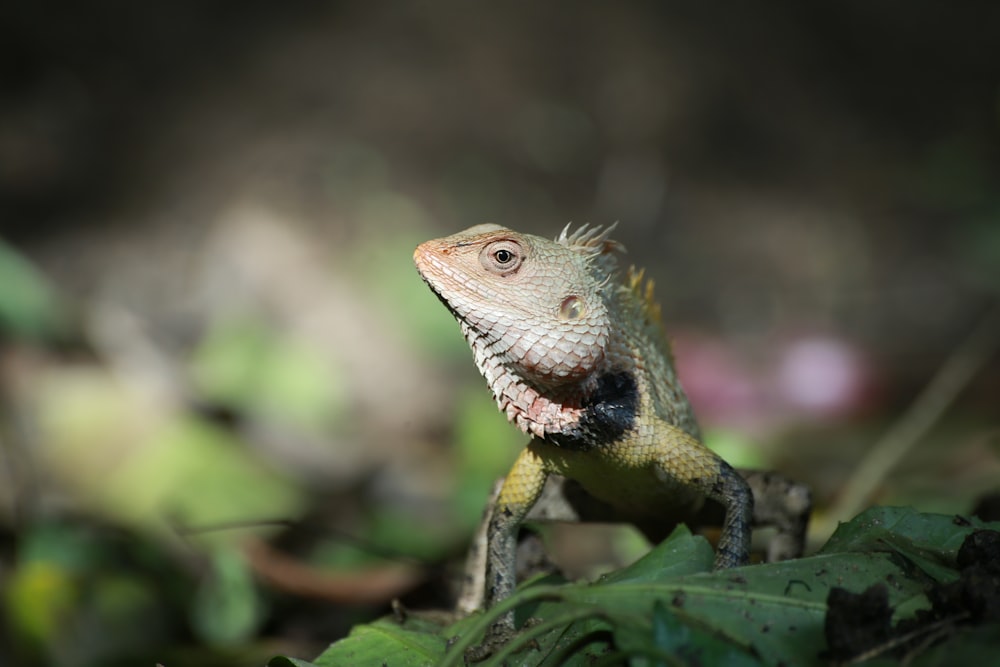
[0, 239, 68, 340]
[351, 194, 470, 360]
[451, 389, 523, 531]
[192, 546, 266, 646]
[33, 369, 304, 531]
[702, 428, 769, 470]
[0, 213, 536, 666]
[5, 520, 175, 666]
[191, 315, 347, 433]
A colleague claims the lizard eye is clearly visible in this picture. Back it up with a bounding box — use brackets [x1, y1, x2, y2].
[480, 240, 524, 275]
[559, 295, 585, 320]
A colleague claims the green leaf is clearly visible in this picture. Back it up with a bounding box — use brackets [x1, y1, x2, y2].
[819, 506, 993, 583]
[267, 658, 319, 667]
[598, 525, 713, 584]
[614, 600, 762, 667]
[909, 625, 1000, 666]
[820, 506, 989, 556]
[305, 617, 447, 667]
[273, 507, 1000, 667]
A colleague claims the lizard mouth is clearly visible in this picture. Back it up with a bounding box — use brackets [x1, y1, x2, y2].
[413, 245, 475, 326]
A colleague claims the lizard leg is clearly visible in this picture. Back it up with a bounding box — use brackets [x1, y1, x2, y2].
[646, 425, 754, 569]
[464, 444, 549, 663]
[709, 460, 754, 569]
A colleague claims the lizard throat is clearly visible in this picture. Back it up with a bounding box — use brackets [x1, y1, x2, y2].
[463, 320, 638, 446]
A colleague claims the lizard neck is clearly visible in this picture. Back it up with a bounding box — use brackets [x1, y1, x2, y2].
[464, 320, 639, 445]
[543, 371, 640, 450]
[469, 331, 588, 439]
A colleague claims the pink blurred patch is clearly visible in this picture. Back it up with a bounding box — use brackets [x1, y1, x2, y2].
[774, 337, 870, 419]
[673, 337, 758, 413]
[672, 330, 876, 434]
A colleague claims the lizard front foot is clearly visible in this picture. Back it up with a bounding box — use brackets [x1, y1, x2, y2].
[463, 618, 541, 664]
[463, 629, 510, 664]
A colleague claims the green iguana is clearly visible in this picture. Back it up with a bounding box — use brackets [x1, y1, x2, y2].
[413, 223, 811, 661]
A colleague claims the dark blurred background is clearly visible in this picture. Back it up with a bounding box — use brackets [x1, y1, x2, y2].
[1, 2, 999, 665]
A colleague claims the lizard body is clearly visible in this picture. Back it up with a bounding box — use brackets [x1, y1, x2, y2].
[414, 224, 807, 661]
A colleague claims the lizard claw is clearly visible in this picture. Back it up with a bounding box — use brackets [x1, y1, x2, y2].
[463, 626, 515, 664]
[462, 618, 542, 664]
[463, 628, 510, 664]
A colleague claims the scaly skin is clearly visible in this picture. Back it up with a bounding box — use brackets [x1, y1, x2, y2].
[414, 224, 793, 662]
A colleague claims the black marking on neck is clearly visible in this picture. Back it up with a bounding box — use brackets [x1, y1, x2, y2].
[546, 371, 638, 450]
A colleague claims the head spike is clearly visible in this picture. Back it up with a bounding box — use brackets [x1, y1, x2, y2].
[556, 222, 625, 257]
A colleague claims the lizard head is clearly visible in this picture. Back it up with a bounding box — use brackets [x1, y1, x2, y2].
[414, 223, 623, 392]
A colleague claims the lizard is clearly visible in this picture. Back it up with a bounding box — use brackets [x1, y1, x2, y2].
[413, 223, 811, 661]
